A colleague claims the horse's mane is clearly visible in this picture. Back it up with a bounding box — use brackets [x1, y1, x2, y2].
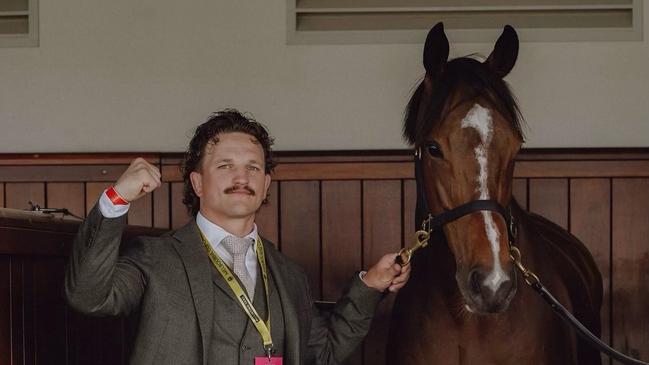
[403, 55, 525, 146]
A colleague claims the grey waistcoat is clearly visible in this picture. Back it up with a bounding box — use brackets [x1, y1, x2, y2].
[208, 263, 285, 364]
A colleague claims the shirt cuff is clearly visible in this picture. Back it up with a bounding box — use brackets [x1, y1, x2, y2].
[358, 270, 368, 285]
[98, 189, 130, 218]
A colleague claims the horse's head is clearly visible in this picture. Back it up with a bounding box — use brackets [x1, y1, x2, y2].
[404, 23, 524, 314]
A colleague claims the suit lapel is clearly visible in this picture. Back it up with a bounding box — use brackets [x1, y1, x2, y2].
[171, 221, 214, 365]
[210, 266, 238, 302]
[263, 239, 301, 365]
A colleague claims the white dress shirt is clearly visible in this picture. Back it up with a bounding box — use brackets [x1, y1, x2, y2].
[195, 211, 259, 286]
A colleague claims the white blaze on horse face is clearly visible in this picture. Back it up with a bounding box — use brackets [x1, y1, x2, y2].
[461, 104, 510, 294]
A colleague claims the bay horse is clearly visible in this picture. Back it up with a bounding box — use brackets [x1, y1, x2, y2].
[387, 23, 603, 365]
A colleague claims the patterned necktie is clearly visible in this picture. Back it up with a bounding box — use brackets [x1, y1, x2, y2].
[221, 235, 255, 299]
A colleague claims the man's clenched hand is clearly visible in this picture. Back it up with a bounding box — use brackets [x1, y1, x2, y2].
[113, 158, 162, 202]
[362, 253, 411, 293]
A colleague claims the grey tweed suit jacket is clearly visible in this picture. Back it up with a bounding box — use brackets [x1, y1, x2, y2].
[65, 204, 382, 365]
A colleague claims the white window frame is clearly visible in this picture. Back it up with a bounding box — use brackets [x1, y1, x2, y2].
[287, 0, 643, 44]
[0, 0, 39, 47]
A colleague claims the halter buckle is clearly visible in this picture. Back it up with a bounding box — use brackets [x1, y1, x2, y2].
[420, 214, 433, 234]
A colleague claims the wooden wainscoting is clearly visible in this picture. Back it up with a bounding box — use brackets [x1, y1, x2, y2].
[1, 149, 649, 365]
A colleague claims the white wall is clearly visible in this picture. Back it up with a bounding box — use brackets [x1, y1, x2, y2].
[1, 1, 648, 152]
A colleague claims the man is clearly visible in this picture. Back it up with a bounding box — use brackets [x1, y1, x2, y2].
[65, 109, 410, 365]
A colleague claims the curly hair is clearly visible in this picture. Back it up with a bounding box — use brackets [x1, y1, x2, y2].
[182, 109, 276, 216]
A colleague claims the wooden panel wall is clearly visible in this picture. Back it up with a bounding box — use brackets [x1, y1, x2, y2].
[2, 150, 649, 365]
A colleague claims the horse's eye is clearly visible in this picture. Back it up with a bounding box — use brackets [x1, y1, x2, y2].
[426, 142, 444, 158]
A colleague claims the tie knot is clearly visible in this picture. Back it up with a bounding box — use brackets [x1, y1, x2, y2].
[221, 235, 253, 257]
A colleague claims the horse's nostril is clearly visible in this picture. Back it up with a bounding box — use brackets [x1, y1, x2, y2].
[469, 268, 482, 295]
[495, 278, 514, 299]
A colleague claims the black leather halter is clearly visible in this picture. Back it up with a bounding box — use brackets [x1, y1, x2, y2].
[413, 148, 514, 240]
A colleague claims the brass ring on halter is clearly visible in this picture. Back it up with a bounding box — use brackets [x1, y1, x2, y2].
[420, 215, 433, 234]
[510, 247, 527, 275]
[414, 230, 430, 248]
[397, 247, 412, 266]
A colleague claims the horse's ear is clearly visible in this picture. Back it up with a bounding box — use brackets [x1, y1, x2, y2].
[423, 22, 449, 78]
[485, 25, 519, 78]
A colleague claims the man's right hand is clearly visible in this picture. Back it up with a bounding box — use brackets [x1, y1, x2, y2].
[113, 158, 162, 202]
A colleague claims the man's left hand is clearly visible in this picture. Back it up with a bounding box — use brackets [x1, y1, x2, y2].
[362, 253, 411, 293]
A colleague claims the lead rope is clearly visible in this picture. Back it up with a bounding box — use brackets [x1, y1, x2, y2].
[509, 227, 648, 365]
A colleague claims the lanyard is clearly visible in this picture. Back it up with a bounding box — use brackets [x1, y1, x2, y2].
[199, 230, 274, 357]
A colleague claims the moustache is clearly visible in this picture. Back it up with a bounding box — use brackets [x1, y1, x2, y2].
[224, 185, 256, 196]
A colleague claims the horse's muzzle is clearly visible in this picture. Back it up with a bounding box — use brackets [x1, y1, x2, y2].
[464, 266, 517, 314]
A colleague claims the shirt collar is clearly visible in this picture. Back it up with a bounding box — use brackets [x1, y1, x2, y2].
[196, 212, 258, 250]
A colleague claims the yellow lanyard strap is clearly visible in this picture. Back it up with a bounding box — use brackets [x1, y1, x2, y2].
[199, 231, 273, 354]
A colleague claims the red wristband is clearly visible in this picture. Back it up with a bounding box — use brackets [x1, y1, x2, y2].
[106, 186, 129, 205]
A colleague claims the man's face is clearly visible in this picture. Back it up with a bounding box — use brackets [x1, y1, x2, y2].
[189, 132, 271, 223]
